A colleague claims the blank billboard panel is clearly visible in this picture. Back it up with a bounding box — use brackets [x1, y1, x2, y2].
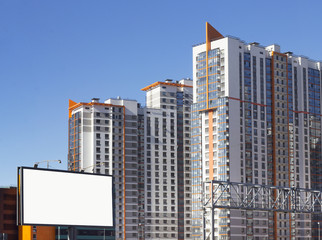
[20, 167, 113, 227]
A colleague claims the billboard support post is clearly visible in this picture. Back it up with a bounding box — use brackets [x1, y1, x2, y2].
[67, 227, 76, 240]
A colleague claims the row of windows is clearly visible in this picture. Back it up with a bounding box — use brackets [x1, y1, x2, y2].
[96, 133, 122, 139]
[146, 171, 190, 179]
[94, 108, 123, 115]
[146, 185, 177, 191]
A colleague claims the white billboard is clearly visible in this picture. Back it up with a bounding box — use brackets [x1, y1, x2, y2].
[19, 167, 114, 227]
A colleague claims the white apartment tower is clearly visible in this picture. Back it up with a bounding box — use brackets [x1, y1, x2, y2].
[138, 79, 193, 239]
[68, 79, 193, 240]
[68, 98, 139, 239]
[191, 23, 322, 240]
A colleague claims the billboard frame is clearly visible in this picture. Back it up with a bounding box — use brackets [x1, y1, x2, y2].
[17, 166, 115, 228]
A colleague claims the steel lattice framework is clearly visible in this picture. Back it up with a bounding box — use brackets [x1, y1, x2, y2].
[204, 180, 322, 213]
[202, 180, 322, 240]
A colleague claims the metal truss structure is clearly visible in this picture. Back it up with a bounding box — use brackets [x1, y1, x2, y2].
[204, 180, 322, 213]
[202, 180, 322, 240]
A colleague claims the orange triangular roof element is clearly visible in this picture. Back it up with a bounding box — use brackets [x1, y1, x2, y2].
[68, 99, 78, 118]
[206, 22, 223, 42]
[206, 22, 224, 50]
[69, 99, 77, 108]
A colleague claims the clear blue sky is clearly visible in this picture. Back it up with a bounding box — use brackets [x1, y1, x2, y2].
[1, 0, 322, 186]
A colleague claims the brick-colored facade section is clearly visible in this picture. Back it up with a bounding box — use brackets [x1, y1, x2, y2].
[0, 187, 18, 240]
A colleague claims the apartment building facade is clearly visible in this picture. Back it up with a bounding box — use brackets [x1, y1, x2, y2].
[68, 79, 193, 239]
[138, 79, 193, 239]
[191, 23, 322, 240]
[68, 98, 139, 239]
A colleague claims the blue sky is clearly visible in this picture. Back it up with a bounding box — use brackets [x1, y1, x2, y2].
[1, 0, 322, 186]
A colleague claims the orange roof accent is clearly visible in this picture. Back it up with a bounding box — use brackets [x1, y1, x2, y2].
[206, 22, 224, 44]
[69, 99, 78, 108]
[68, 100, 124, 118]
[141, 81, 192, 91]
[68, 99, 78, 118]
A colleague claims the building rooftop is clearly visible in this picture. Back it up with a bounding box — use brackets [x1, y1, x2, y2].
[141, 80, 193, 92]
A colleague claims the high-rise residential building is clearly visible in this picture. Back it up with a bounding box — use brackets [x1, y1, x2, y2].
[68, 78, 193, 240]
[138, 79, 193, 239]
[68, 98, 139, 239]
[191, 23, 322, 240]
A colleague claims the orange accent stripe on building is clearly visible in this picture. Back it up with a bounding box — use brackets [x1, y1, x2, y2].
[291, 109, 322, 117]
[141, 81, 192, 91]
[228, 96, 268, 107]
